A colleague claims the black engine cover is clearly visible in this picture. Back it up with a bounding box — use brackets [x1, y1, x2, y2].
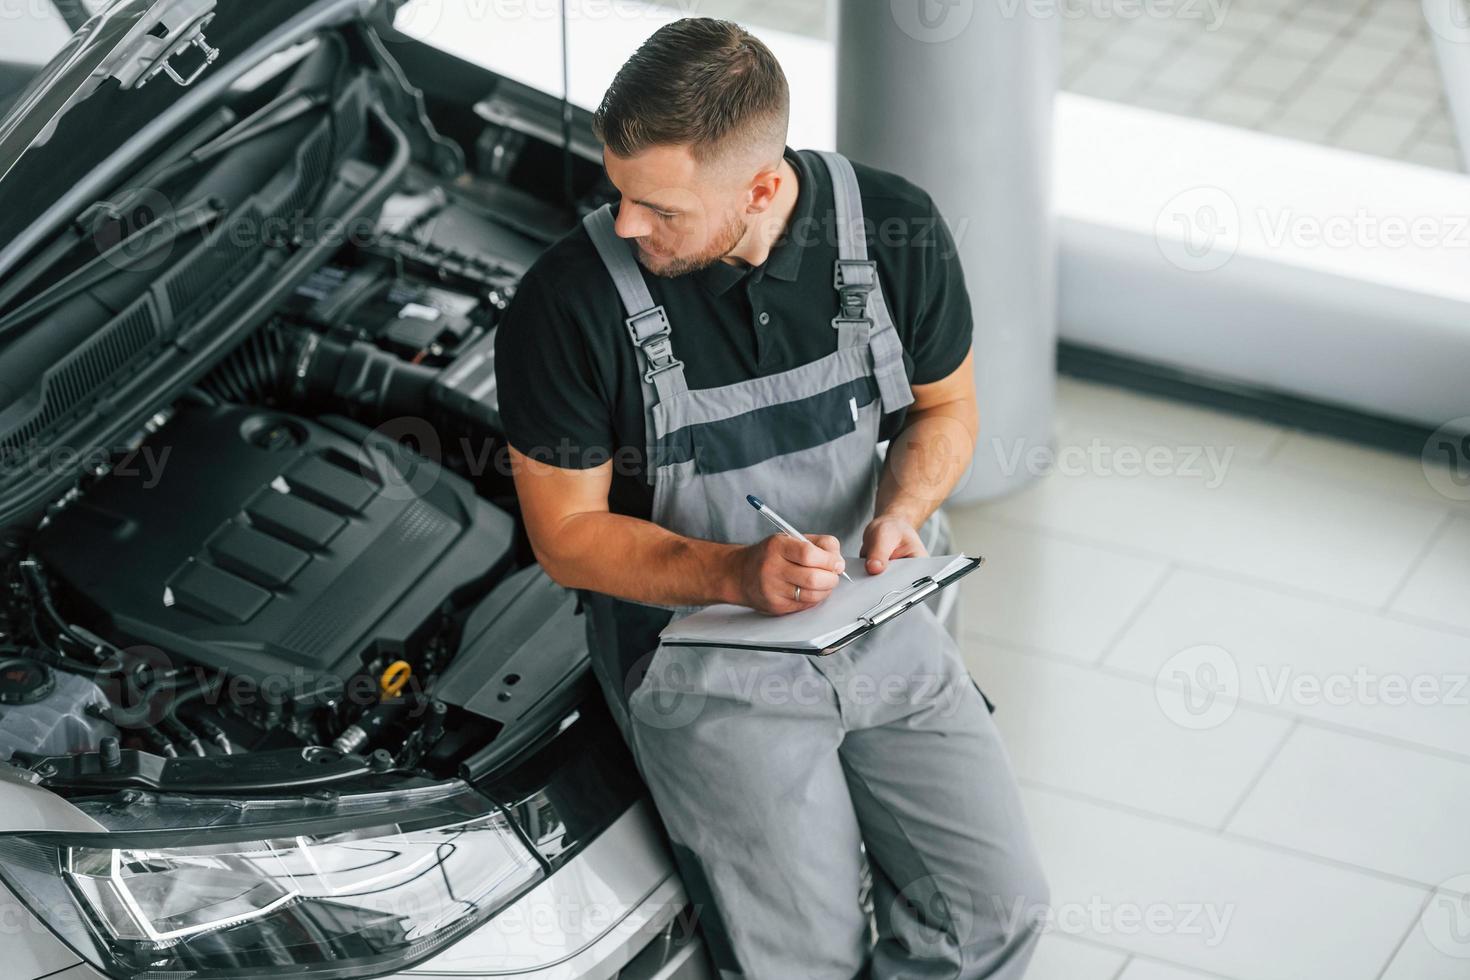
[33, 405, 514, 700]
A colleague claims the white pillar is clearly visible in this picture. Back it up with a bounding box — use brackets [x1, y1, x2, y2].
[1426, 0, 1470, 171]
[836, 1, 1059, 501]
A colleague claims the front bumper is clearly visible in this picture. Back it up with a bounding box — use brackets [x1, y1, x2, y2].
[402, 799, 703, 979]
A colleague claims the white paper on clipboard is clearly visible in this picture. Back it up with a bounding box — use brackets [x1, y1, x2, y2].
[658, 554, 981, 654]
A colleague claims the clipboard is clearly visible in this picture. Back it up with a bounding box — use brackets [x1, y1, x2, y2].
[659, 554, 984, 656]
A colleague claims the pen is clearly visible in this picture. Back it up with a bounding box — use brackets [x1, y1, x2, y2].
[746, 494, 855, 583]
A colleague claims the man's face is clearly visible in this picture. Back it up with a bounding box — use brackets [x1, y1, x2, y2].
[603, 144, 750, 278]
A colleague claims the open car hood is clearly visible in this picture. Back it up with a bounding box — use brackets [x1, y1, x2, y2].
[0, 0, 401, 278]
[0, 0, 223, 186]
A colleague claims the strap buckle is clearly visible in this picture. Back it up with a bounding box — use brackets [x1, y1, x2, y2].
[833, 259, 877, 324]
[834, 259, 877, 292]
[625, 306, 683, 383]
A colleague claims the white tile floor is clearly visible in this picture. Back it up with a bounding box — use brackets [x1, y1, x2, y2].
[947, 376, 1470, 980]
[1062, 0, 1465, 172]
[651, 0, 1465, 171]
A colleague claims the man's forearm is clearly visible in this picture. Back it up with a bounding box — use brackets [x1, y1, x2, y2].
[875, 399, 979, 529]
[534, 510, 743, 607]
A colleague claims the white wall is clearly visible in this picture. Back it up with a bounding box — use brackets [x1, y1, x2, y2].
[399, 1, 1470, 429]
[394, 0, 836, 149]
[0, 8, 72, 65]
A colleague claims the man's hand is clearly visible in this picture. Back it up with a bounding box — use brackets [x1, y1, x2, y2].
[735, 534, 846, 615]
[860, 515, 929, 575]
[863, 350, 977, 575]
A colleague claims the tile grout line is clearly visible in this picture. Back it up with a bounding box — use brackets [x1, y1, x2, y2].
[1048, 412, 1288, 472]
[965, 632, 1470, 769]
[1015, 431, 1456, 514]
[1378, 510, 1458, 613]
[1066, 19, 1119, 89]
[1215, 716, 1300, 833]
[1023, 392, 1452, 514]
[1047, 932, 1244, 980]
[1277, 3, 1360, 123]
[971, 514, 1180, 566]
[1123, 22, 1199, 105]
[1236, 6, 1296, 128]
[1381, 606, 1470, 639]
[1019, 777, 1445, 896]
[1267, 456, 1470, 517]
[1179, 32, 1236, 119]
[1121, 951, 1242, 980]
[1060, 0, 1456, 169]
[1256, 427, 1292, 464]
[1391, 44, 1441, 157]
[1159, 672, 1470, 768]
[960, 629, 1099, 669]
[1095, 562, 1177, 668]
[1372, 888, 1436, 980]
[1325, 3, 1386, 142]
[970, 513, 1470, 642]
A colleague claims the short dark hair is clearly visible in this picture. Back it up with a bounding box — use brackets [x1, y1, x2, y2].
[593, 18, 790, 163]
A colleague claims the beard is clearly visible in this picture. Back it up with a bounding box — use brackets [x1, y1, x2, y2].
[635, 210, 749, 278]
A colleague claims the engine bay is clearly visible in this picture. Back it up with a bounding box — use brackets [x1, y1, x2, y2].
[0, 25, 607, 798]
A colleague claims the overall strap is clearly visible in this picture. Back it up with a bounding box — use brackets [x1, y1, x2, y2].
[811, 150, 916, 415]
[581, 204, 687, 481]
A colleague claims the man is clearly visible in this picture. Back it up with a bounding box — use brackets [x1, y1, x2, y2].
[495, 17, 1048, 979]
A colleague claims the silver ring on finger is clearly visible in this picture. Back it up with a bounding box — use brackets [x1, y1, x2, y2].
[794, 585, 801, 602]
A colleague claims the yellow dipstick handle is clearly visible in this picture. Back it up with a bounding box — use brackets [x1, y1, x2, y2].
[380, 660, 412, 698]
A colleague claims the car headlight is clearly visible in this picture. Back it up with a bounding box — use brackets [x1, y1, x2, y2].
[0, 780, 544, 979]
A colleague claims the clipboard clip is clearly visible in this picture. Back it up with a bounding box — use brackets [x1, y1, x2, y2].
[858, 575, 941, 627]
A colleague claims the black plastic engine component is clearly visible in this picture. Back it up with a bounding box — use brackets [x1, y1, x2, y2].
[18, 745, 383, 793]
[370, 188, 542, 284]
[201, 317, 502, 434]
[431, 329, 500, 432]
[0, 657, 54, 704]
[32, 404, 515, 704]
[289, 263, 489, 361]
[331, 696, 411, 754]
[435, 564, 587, 727]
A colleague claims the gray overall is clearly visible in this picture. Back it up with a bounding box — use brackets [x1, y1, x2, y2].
[579, 150, 1049, 979]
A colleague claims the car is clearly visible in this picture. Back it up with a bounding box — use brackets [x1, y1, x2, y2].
[0, 3, 960, 977]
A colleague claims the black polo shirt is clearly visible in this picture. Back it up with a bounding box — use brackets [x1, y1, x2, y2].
[494, 146, 974, 521]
